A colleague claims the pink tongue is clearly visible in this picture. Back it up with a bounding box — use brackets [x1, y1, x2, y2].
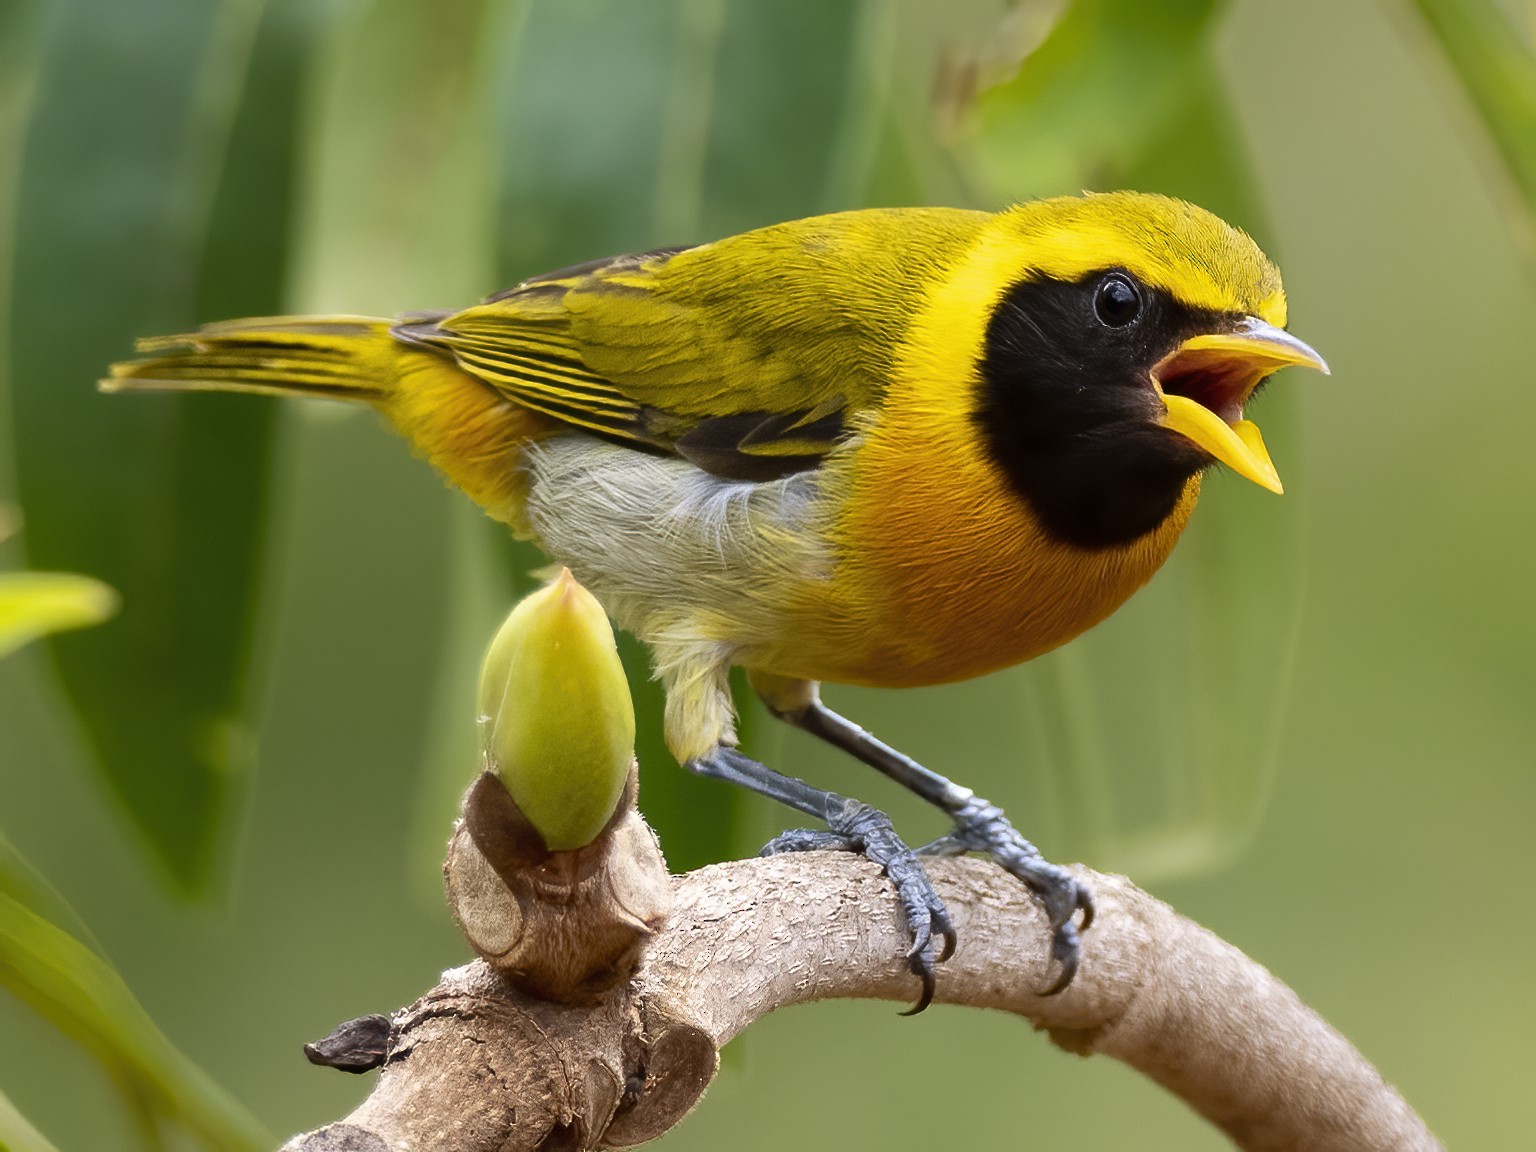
[1157, 350, 1259, 425]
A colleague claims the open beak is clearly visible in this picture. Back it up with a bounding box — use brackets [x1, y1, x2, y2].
[1153, 318, 1329, 495]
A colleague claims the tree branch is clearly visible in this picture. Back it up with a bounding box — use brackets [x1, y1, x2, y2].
[281, 854, 1440, 1152]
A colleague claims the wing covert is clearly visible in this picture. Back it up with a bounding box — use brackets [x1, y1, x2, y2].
[396, 208, 988, 479]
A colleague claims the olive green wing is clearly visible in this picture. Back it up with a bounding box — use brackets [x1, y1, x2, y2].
[396, 208, 988, 480]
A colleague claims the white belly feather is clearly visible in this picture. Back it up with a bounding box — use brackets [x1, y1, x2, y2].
[521, 435, 832, 758]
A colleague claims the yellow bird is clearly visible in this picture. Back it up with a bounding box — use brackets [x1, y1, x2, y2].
[106, 192, 1326, 1008]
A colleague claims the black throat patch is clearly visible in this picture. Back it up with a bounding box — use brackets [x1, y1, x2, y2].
[974, 273, 1218, 550]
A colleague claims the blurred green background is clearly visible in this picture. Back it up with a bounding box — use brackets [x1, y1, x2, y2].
[1, 0, 1533, 1148]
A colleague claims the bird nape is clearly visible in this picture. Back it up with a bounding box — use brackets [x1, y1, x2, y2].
[104, 191, 1328, 1011]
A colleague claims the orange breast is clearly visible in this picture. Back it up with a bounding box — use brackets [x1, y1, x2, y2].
[784, 409, 1199, 687]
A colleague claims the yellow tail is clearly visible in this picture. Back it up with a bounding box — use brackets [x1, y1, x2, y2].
[104, 315, 548, 528]
[102, 315, 397, 402]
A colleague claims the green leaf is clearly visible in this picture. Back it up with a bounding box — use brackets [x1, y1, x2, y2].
[0, 833, 99, 955]
[965, 0, 1226, 200]
[0, 892, 269, 1152]
[0, 1087, 61, 1152]
[0, 572, 117, 662]
[6, 0, 318, 890]
[0, 0, 44, 509]
[1410, 0, 1536, 219]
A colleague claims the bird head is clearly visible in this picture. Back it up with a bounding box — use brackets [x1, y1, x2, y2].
[972, 192, 1327, 549]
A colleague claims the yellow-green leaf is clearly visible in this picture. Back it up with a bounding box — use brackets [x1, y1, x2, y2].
[0, 891, 269, 1152]
[0, 1087, 61, 1152]
[1411, 0, 1536, 219]
[8, 0, 320, 890]
[965, 0, 1225, 201]
[0, 573, 117, 661]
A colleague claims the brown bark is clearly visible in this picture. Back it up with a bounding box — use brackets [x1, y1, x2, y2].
[283, 853, 1440, 1152]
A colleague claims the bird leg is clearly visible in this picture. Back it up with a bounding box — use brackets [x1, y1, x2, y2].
[685, 745, 955, 1012]
[762, 694, 1093, 995]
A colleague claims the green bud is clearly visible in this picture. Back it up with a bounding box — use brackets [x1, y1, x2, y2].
[477, 569, 635, 851]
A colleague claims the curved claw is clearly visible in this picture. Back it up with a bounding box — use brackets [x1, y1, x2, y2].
[898, 899, 939, 1015]
[936, 918, 957, 963]
[899, 961, 936, 1016]
[940, 795, 1093, 994]
[1075, 883, 1096, 935]
[762, 801, 957, 1015]
[1036, 884, 1095, 995]
[904, 919, 931, 962]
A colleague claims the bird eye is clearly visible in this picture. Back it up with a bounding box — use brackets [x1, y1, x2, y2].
[1093, 273, 1142, 327]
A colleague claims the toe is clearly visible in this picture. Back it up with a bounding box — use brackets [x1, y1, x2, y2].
[760, 828, 849, 856]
